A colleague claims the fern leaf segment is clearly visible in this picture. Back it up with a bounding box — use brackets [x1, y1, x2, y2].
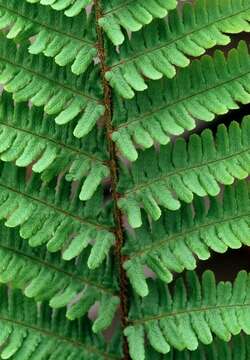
[0, 0, 97, 75]
[98, 0, 177, 46]
[106, 0, 250, 98]
[112, 41, 250, 160]
[0, 163, 115, 268]
[123, 181, 250, 295]
[145, 334, 250, 360]
[0, 225, 119, 330]
[118, 118, 250, 228]
[25, 0, 177, 24]
[0, 286, 121, 359]
[25, 0, 92, 17]
[0, 94, 109, 200]
[0, 36, 105, 139]
[125, 271, 250, 359]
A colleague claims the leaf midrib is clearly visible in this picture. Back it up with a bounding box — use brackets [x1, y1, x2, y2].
[128, 212, 250, 259]
[123, 148, 249, 196]
[130, 302, 250, 324]
[0, 316, 120, 359]
[110, 5, 250, 69]
[0, 4, 95, 45]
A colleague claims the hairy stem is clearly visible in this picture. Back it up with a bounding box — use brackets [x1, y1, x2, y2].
[94, 2, 130, 359]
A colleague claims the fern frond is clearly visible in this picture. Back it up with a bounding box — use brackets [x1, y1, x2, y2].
[0, 285, 121, 359]
[145, 334, 250, 360]
[123, 181, 250, 296]
[25, 0, 92, 17]
[106, 0, 250, 98]
[0, 93, 109, 200]
[112, 41, 250, 160]
[0, 225, 119, 331]
[0, 163, 115, 269]
[98, 0, 177, 46]
[125, 270, 250, 360]
[118, 118, 250, 228]
[0, 0, 249, 356]
[0, 36, 104, 139]
[0, 1, 97, 75]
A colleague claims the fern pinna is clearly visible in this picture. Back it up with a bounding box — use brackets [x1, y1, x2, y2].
[0, 0, 249, 359]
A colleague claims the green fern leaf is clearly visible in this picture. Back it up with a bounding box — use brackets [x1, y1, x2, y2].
[106, 0, 250, 98]
[0, 1, 97, 75]
[118, 118, 250, 227]
[92, 294, 120, 333]
[145, 334, 250, 360]
[0, 93, 109, 200]
[0, 36, 104, 139]
[124, 325, 145, 360]
[25, 0, 92, 17]
[126, 270, 250, 359]
[124, 258, 149, 297]
[0, 0, 249, 357]
[0, 163, 115, 267]
[0, 225, 119, 328]
[123, 180, 250, 294]
[98, 0, 177, 46]
[112, 41, 250, 159]
[0, 285, 121, 359]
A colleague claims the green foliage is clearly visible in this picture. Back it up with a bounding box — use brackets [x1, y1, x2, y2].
[0, 225, 119, 330]
[0, 0, 97, 75]
[157, 334, 250, 360]
[0, 0, 249, 359]
[0, 36, 104, 139]
[99, 0, 177, 45]
[0, 163, 115, 267]
[125, 271, 250, 360]
[106, 0, 250, 98]
[0, 285, 120, 359]
[25, 0, 92, 17]
[123, 180, 250, 296]
[118, 118, 250, 227]
[0, 93, 109, 200]
[112, 42, 250, 160]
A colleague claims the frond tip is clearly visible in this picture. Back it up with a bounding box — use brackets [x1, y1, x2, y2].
[125, 270, 250, 360]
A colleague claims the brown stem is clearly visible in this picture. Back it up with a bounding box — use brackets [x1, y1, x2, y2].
[94, 2, 130, 359]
